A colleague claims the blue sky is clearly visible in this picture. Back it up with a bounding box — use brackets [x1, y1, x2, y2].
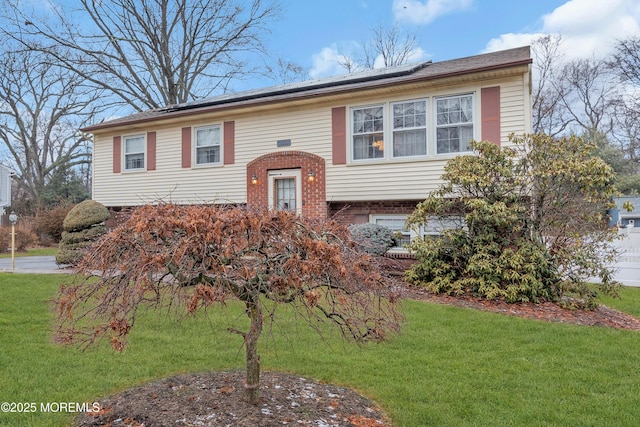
[255, 0, 640, 88]
[12, 0, 640, 91]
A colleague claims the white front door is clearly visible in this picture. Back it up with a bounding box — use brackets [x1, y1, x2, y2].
[268, 169, 302, 214]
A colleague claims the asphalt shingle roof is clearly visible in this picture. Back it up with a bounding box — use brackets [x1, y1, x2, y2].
[83, 46, 531, 132]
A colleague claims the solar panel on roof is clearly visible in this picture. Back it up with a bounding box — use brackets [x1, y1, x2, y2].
[163, 60, 432, 112]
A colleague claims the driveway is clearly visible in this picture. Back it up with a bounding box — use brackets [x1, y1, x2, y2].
[0, 256, 70, 274]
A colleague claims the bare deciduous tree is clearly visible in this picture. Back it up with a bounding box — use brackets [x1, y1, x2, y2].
[2, 0, 280, 112]
[610, 35, 640, 88]
[0, 46, 104, 211]
[609, 35, 640, 174]
[337, 23, 422, 73]
[557, 57, 619, 135]
[264, 58, 308, 84]
[54, 205, 402, 404]
[362, 23, 420, 69]
[611, 101, 640, 172]
[531, 35, 572, 136]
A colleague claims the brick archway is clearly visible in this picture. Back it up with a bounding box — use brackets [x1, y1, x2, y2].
[247, 151, 326, 219]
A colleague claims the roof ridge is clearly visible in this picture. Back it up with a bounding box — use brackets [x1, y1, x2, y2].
[162, 60, 433, 113]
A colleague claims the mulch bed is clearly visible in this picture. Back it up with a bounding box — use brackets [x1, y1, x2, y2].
[75, 283, 640, 427]
[76, 371, 390, 427]
[399, 284, 640, 331]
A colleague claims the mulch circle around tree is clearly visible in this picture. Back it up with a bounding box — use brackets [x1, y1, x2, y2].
[76, 370, 391, 427]
[75, 284, 640, 427]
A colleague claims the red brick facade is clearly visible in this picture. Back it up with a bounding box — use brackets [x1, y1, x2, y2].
[328, 200, 421, 225]
[246, 151, 326, 219]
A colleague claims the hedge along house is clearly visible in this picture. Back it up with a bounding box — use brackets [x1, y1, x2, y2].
[85, 46, 532, 241]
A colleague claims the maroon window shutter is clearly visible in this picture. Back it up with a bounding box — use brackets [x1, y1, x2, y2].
[181, 127, 191, 168]
[147, 131, 156, 171]
[223, 121, 235, 165]
[332, 107, 347, 165]
[112, 136, 121, 173]
[481, 86, 501, 145]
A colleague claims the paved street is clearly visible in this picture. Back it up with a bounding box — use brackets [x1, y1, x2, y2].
[0, 256, 70, 274]
[0, 254, 638, 286]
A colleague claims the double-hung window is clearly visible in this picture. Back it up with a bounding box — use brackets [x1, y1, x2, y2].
[371, 214, 464, 251]
[436, 94, 474, 154]
[351, 93, 476, 161]
[392, 100, 427, 157]
[124, 134, 145, 170]
[372, 215, 412, 248]
[195, 125, 221, 165]
[352, 105, 385, 160]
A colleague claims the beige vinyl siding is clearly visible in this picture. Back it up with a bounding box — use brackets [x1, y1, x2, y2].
[93, 128, 246, 206]
[326, 160, 448, 201]
[499, 75, 529, 144]
[93, 73, 529, 206]
[234, 108, 332, 164]
[93, 108, 334, 206]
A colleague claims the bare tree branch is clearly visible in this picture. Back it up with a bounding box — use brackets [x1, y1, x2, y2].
[531, 35, 572, 136]
[2, 0, 280, 111]
[363, 23, 420, 69]
[336, 23, 422, 73]
[556, 57, 619, 135]
[0, 45, 105, 210]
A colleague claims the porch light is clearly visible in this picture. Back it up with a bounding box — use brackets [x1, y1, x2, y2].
[251, 173, 259, 185]
[307, 170, 315, 182]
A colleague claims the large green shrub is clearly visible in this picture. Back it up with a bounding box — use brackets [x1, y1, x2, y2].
[57, 200, 109, 265]
[407, 135, 620, 307]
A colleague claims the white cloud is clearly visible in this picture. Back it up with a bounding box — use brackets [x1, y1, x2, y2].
[483, 0, 640, 60]
[483, 33, 546, 55]
[309, 43, 430, 79]
[309, 44, 357, 79]
[392, 0, 474, 25]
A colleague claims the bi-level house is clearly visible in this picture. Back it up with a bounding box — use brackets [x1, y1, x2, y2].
[85, 46, 532, 243]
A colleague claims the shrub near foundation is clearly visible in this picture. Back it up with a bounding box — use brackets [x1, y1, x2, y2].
[407, 135, 620, 307]
[349, 222, 399, 255]
[56, 200, 109, 265]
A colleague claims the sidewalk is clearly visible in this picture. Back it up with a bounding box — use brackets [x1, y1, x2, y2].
[0, 256, 71, 274]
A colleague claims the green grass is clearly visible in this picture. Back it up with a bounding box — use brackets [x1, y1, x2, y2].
[597, 285, 640, 318]
[1, 274, 639, 426]
[0, 247, 58, 258]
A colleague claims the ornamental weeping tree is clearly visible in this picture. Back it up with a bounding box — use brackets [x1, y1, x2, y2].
[54, 205, 402, 404]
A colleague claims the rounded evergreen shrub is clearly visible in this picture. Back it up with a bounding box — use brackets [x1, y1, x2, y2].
[57, 200, 109, 265]
[349, 223, 398, 255]
[60, 226, 107, 245]
[62, 200, 110, 232]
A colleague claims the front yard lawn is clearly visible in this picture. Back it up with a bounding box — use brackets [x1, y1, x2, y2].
[0, 247, 58, 258]
[1, 274, 639, 426]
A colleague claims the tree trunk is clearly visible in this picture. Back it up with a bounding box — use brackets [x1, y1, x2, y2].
[244, 298, 263, 405]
